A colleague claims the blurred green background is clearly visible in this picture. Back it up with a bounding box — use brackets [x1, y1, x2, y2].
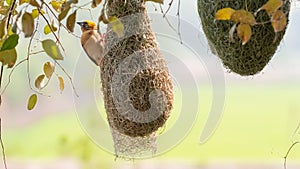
[1, 0, 300, 169]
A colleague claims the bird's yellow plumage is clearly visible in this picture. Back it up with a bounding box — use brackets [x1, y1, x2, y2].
[77, 21, 105, 66]
[83, 20, 96, 28]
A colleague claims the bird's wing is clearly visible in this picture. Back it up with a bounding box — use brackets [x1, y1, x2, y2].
[82, 30, 104, 66]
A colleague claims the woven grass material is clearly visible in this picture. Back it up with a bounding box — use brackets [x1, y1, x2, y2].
[101, 0, 174, 157]
[198, 0, 290, 76]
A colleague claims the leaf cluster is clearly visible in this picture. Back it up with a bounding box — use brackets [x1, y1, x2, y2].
[215, 0, 288, 45]
[0, 0, 166, 110]
[0, 0, 80, 110]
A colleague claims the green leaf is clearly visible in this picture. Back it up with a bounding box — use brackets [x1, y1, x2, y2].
[1, 34, 19, 51]
[42, 39, 64, 60]
[35, 74, 45, 89]
[58, 5, 70, 21]
[22, 12, 34, 38]
[43, 61, 54, 78]
[0, 48, 17, 68]
[109, 16, 124, 38]
[27, 94, 37, 110]
[66, 11, 76, 32]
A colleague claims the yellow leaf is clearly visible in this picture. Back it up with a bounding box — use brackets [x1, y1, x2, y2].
[145, 0, 164, 4]
[215, 8, 235, 20]
[43, 61, 55, 78]
[44, 22, 57, 35]
[58, 76, 64, 92]
[271, 10, 287, 32]
[31, 9, 39, 19]
[44, 25, 52, 34]
[109, 16, 124, 38]
[0, 18, 7, 39]
[35, 74, 45, 89]
[258, 0, 283, 16]
[231, 10, 256, 25]
[31, 9, 45, 19]
[19, 0, 30, 5]
[50, 1, 63, 13]
[237, 23, 252, 45]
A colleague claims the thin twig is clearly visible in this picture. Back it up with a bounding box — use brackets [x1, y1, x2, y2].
[284, 141, 300, 169]
[26, 26, 48, 96]
[0, 119, 7, 169]
[159, 0, 182, 44]
[54, 60, 79, 97]
[163, 15, 177, 33]
[37, 8, 65, 52]
[291, 123, 300, 141]
[75, 1, 93, 9]
[6, 0, 17, 30]
[0, 59, 27, 95]
[157, 4, 163, 15]
[41, 1, 80, 38]
[176, 0, 183, 44]
[163, 0, 174, 17]
[33, 2, 78, 96]
[29, 50, 45, 55]
[0, 66, 3, 91]
[0, 1, 18, 168]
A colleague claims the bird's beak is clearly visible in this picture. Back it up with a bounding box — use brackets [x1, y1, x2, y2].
[77, 22, 84, 26]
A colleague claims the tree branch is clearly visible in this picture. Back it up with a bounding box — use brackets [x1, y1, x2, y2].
[284, 141, 300, 169]
[0, 0, 18, 168]
[37, 8, 65, 52]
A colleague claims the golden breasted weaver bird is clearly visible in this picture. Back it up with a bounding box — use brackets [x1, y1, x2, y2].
[77, 20, 105, 66]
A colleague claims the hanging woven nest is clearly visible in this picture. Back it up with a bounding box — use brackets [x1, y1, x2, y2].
[198, 0, 290, 76]
[101, 0, 174, 138]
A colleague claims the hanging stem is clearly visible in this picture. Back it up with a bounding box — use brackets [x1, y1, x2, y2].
[0, 0, 18, 168]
